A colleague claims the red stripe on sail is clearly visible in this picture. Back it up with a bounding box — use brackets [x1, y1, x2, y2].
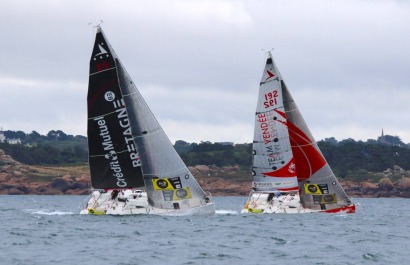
[274, 110, 326, 181]
[88, 79, 116, 109]
[262, 158, 297, 177]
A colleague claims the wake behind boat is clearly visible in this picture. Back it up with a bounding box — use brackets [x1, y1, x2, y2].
[242, 52, 355, 214]
[81, 26, 214, 215]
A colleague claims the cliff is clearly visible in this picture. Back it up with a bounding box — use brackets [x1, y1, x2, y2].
[0, 149, 89, 195]
[1, 149, 410, 197]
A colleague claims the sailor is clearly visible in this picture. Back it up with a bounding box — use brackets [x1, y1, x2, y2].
[118, 190, 127, 202]
[111, 189, 119, 200]
[203, 195, 210, 203]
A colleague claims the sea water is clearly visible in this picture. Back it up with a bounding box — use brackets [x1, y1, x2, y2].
[0, 196, 409, 265]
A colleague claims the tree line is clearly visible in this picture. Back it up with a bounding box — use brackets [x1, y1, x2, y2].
[1, 130, 86, 144]
[0, 130, 87, 165]
[2, 130, 410, 177]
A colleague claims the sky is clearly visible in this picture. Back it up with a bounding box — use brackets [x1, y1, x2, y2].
[1, 0, 409, 144]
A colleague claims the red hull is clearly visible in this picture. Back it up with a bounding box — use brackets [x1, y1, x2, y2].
[323, 204, 356, 214]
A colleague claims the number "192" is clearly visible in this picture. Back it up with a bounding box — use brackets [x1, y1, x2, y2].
[263, 90, 278, 108]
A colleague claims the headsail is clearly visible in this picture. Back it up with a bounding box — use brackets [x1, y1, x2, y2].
[87, 27, 144, 189]
[115, 59, 210, 210]
[280, 66, 352, 211]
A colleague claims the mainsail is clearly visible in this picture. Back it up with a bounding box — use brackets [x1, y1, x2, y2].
[87, 27, 143, 189]
[243, 52, 355, 213]
[251, 54, 299, 193]
[84, 26, 214, 215]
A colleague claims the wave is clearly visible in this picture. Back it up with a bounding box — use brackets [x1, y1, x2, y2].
[25, 209, 74, 215]
[216, 209, 238, 215]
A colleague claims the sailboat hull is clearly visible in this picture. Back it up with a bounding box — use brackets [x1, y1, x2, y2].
[242, 192, 356, 214]
[80, 189, 215, 216]
[323, 204, 356, 214]
[147, 202, 215, 216]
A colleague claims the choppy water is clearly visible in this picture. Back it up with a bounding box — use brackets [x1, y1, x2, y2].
[0, 196, 409, 265]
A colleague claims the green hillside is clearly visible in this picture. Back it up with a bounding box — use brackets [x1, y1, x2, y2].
[1, 130, 410, 182]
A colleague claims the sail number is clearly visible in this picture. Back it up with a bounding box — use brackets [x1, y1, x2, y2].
[264, 90, 278, 108]
[96, 61, 109, 72]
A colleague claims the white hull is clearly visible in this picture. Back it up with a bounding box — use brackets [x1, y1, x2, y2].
[80, 189, 215, 216]
[241, 192, 356, 214]
[241, 192, 318, 214]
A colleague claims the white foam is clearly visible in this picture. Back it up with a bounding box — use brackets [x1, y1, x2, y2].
[216, 209, 238, 215]
[29, 210, 73, 215]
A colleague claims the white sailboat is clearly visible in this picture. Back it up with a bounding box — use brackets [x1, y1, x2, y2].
[81, 26, 215, 215]
[242, 52, 355, 214]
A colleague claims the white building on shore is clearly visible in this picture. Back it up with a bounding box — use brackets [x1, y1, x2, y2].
[0, 131, 21, 144]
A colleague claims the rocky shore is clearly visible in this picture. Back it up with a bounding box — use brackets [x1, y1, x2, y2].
[339, 166, 410, 198]
[191, 165, 410, 198]
[1, 149, 410, 197]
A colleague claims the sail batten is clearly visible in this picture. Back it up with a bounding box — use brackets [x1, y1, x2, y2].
[88, 110, 121, 120]
[89, 67, 117, 76]
[89, 147, 133, 157]
[122, 91, 139, 97]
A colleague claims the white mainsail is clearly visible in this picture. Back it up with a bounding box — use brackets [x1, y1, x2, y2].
[251, 52, 299, 193]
